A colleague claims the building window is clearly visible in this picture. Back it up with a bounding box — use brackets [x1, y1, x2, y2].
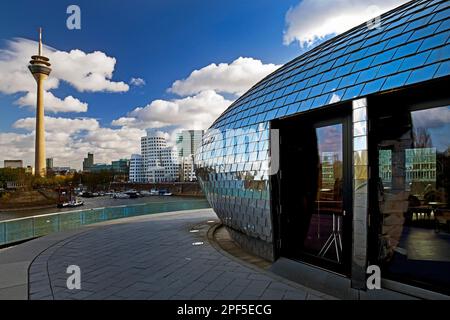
[375, 104, 450, 294]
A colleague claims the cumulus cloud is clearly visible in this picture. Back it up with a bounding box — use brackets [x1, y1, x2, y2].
[0, 116, 145, 169]
[0, 38, 128, 113]
[169, 57, 280, 96]
[283, 0, 408, 47]
[130, 77, 146, 87]
[113, 90, 232, 131]
[15, 91, 88, 113]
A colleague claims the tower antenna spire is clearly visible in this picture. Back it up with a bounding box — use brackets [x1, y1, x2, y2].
[38, 27, 42, 56]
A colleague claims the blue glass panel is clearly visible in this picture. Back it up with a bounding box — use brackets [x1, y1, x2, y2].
[360, 78, 385, 95]
[334, 63, 354, 77]
[310, 94, 330, 110]
[338, 72, 359, 88]
[419, 32, 449, 51]
[436, 19, 450, 33]
[333, 54, 350, 68]
[371, 48, 397, 66]
[323, 78, 341, 93]
[275, 105, 289, 118]
[347, 48, 368, 63]
[342, 84, 364, 100]
[286, 102, 300, 116]
[353, 56, 374, 72]
[319, 68, 338, 82]
[405, 63, 439, 85]
[430, 7, 450, 23]
[344, 41, 364, 54]
[404, 14, 435, 32]
[300, 98, 313, 110]
[293, 80, 307, 91]
[426, 44, 450, 63]
[306, 74, 321, 87]
[328, 89, 345, 104]
[392, 40, 422, 59]
[284, 92, 297, 105]
[362, 33, 383, 47]
[365, 42, 387, 56]
[376, 59, 403, 77]
[356, 66, 380, 83]
[398, 50, 431, 72]
[385, 31, 413, 49]
[409, 22, 441, 41]
[295, 87, 311, 102]
[381, 25, 408, 41]
[433, 61, 450, 78]
[318, 59, 336, 73]
[309, 83, 326, 97]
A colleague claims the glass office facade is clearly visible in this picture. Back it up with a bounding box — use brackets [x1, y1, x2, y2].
[196, 0, 450, 294]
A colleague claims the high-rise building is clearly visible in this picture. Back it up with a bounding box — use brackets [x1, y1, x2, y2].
[129, 154, 144, 183]
[176, 130, 204, 158]
[175, 130, 203, 181]
[46, 158, 53, 170]
[82, 153, 94, 172]
[132, 130, 179, 183]
[4, 160, 23, 168]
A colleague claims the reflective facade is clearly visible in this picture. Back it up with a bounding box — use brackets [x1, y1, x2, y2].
[196, 0, 450, 292]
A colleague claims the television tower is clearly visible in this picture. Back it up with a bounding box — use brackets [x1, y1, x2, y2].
[28, 28, 51, 177]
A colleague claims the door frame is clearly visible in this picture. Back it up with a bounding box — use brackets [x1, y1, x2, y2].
[271, 105, 353, 276]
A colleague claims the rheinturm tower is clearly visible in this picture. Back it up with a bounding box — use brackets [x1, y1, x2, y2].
[28, 28, 51, 177]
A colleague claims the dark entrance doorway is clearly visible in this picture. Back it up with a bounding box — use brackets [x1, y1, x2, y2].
[272, 106, 352, 275]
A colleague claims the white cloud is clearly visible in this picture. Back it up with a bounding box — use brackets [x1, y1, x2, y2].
[169, 57, 280, 96]
[0, 38, 128, 113]
[130, 77, 146, 87]
[113, 90, 232, 131]
[15, 91, 88, 113]
[0, 116, 144, 169]
[283, 0, 408, 47]
[412, 106, 450, 129]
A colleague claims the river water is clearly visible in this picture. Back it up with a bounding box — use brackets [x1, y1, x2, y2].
[0, 195, 207, 221]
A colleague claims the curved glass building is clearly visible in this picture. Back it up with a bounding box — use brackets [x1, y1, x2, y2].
[196, 0, 450, 297]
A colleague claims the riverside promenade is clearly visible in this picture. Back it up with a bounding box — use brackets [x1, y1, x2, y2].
[0, 208, 333, 300]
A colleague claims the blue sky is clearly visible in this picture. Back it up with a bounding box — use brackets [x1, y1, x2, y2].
[0, 0, 407, 168]
[0, 0, 299, 131]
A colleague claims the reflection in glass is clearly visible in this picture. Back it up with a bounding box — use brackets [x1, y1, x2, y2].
[377, 105, 450, 294]
[303, 124, 344, 263]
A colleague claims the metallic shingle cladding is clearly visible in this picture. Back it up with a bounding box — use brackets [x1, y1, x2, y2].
[196, 0, 450, 251]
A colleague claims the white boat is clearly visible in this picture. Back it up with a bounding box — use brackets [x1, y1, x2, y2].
[57, 200, 84, 208]
[150, 189, 159, 196]
[112, 193, 130, 199]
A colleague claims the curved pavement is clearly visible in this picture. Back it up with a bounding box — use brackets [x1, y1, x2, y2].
[25, 209, 330, 300]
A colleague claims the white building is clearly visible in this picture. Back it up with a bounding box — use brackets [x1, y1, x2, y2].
[129, 154, 144, 183]
[130, 130, 179, 183]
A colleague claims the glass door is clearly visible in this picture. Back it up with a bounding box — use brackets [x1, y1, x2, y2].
[301, 123, 347, 264]
[276, 113, 351, 274]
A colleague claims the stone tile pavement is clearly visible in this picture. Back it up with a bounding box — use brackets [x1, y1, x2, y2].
[25, 209, 333, 300]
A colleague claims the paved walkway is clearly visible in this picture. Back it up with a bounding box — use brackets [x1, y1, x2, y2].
[4, 209, 333, 300]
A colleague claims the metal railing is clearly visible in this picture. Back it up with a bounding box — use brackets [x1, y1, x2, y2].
[0, 199, 210, 246]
